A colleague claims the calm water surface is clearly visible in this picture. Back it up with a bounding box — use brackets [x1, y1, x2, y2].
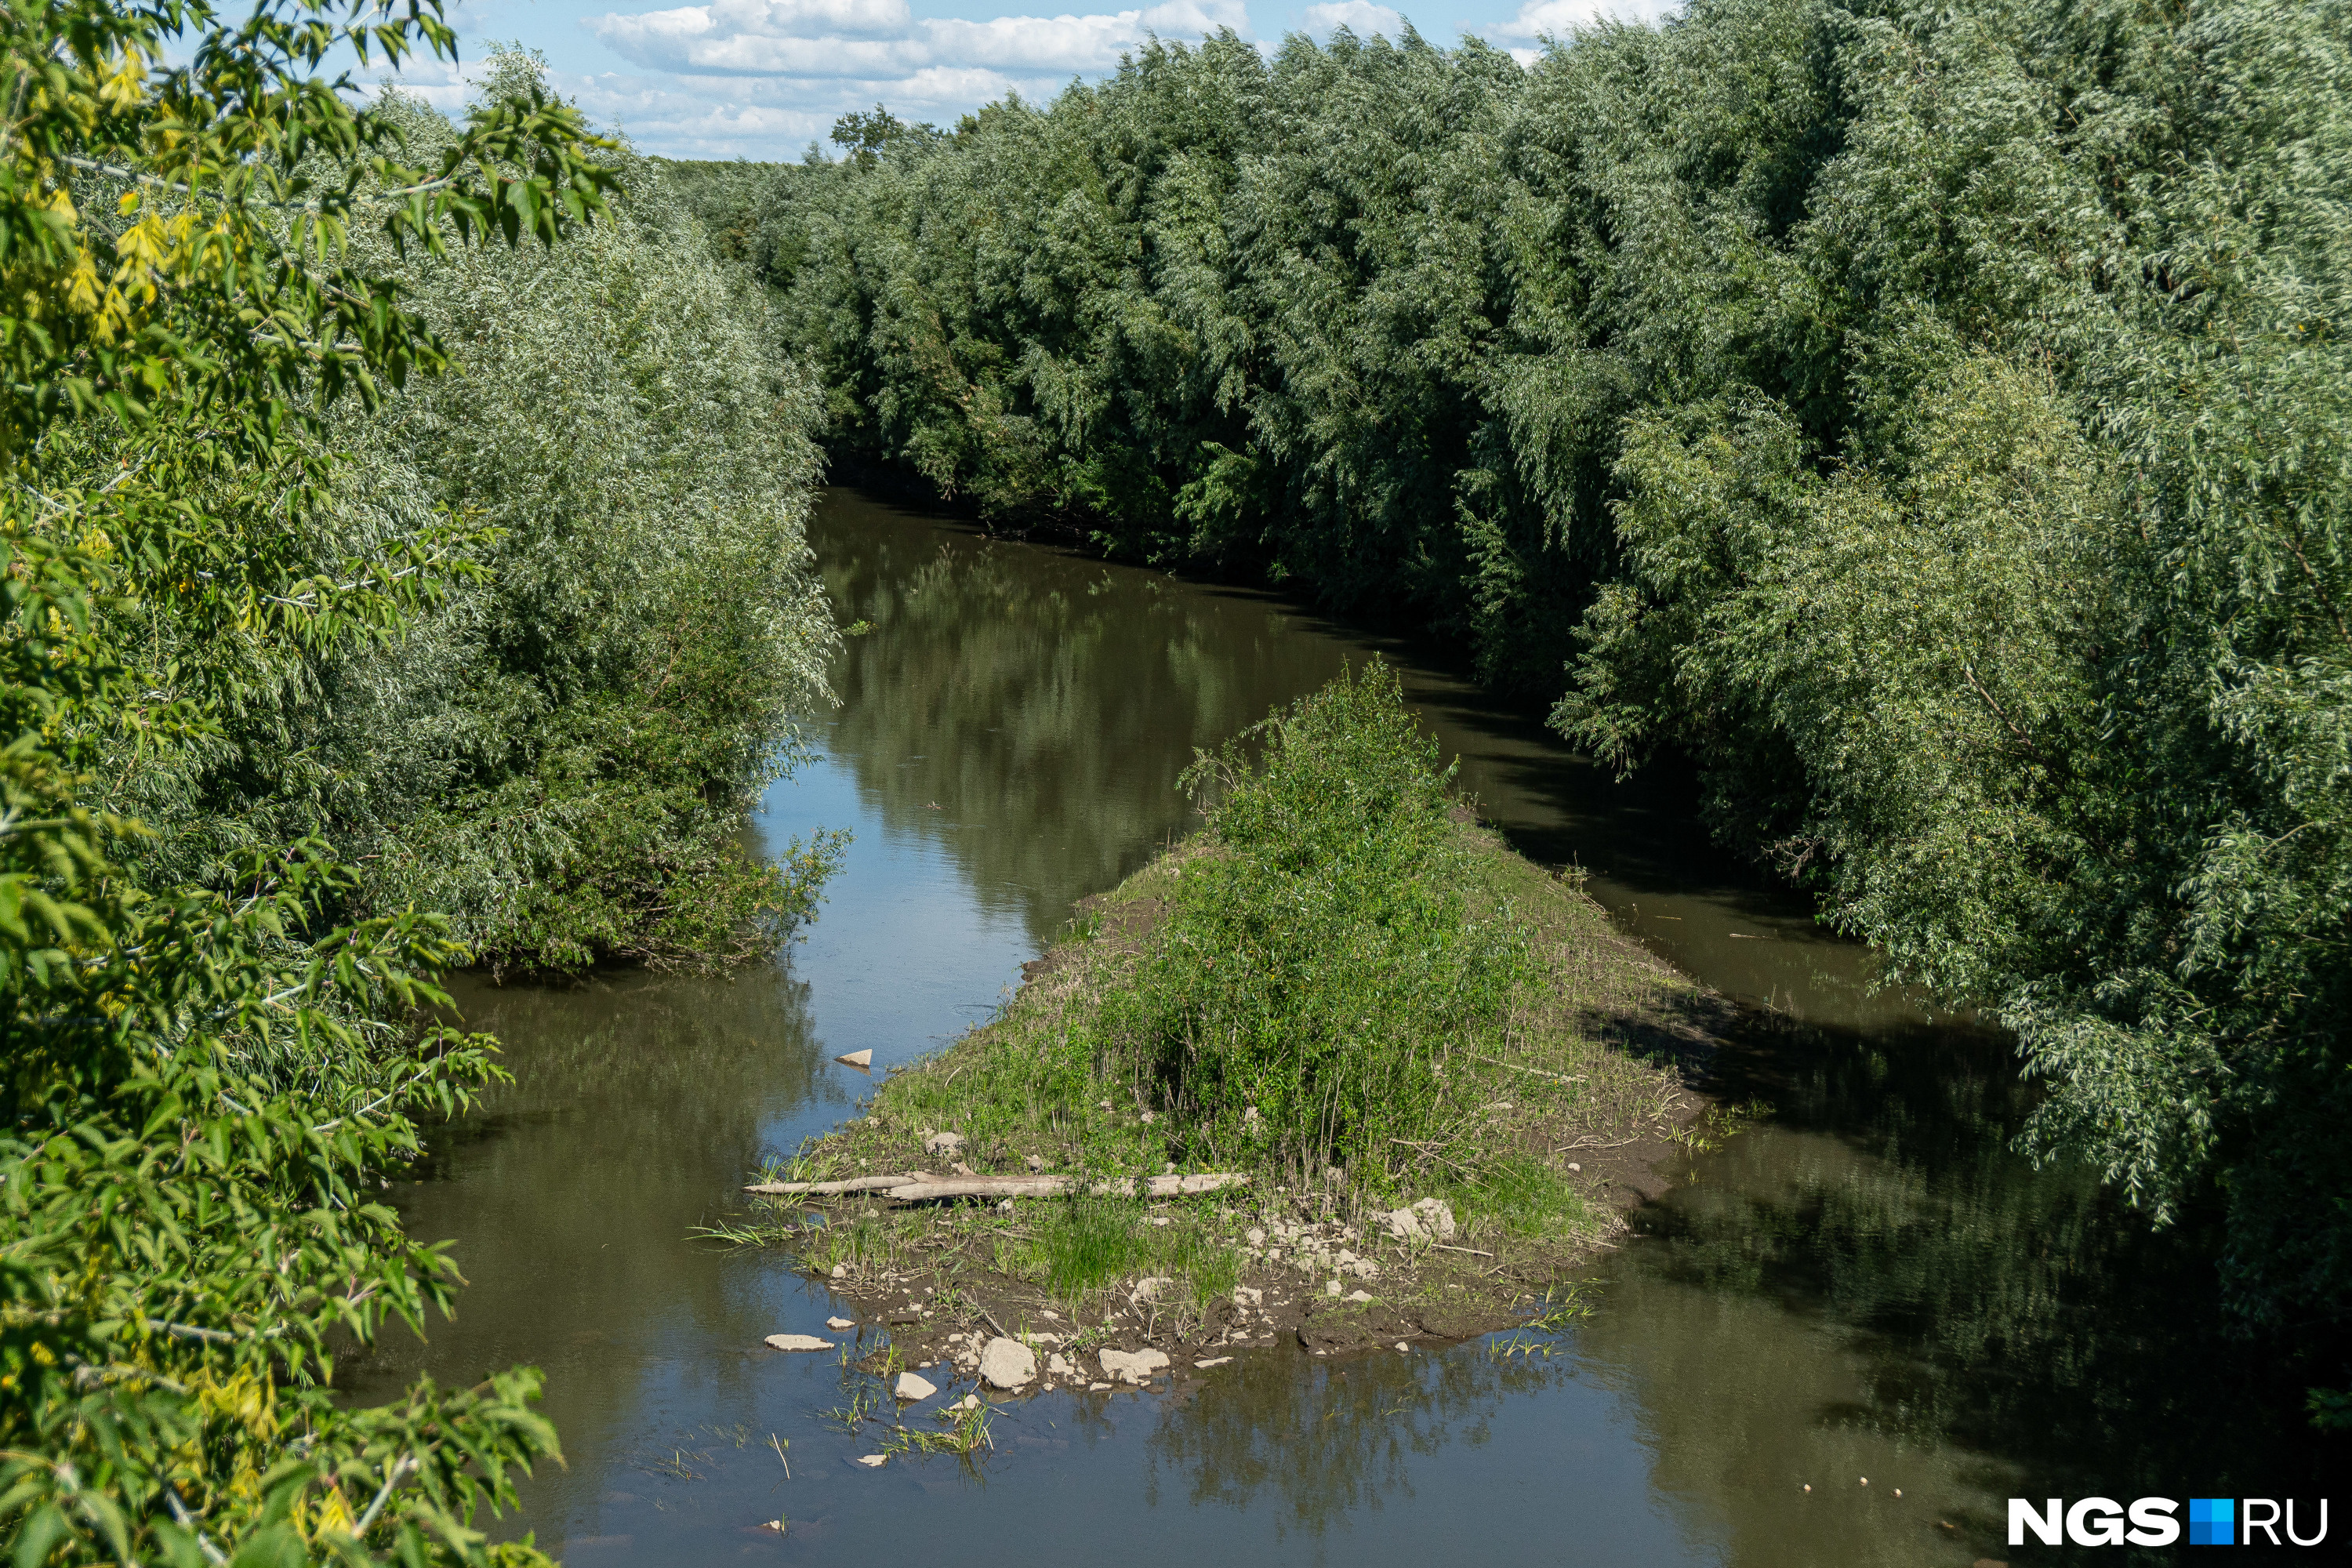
[353, 489, 2339, 1566]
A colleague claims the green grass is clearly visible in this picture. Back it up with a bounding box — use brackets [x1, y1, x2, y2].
[989, 1194, 1244, 1308]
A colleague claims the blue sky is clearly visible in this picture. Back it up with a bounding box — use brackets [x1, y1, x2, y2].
[387, 0, 1675, 158]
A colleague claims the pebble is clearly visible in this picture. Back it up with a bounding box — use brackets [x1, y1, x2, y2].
[826, 1316, 855, 1330]
[833, 1049, 873, 1068]
[1098, 1347, 1171, 1384]
[1193, 1357, 1232, 1369]
[762, 1334, 833, 1352]
[980, 1337, 1038, 1389]
[895, 1372, 938, 1402]
[856, 1454, 887, 1468]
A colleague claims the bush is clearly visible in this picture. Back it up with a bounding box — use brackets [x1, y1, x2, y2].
[1091, 662, 1538, 1187]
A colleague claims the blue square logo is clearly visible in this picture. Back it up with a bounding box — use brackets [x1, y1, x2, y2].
[2188, 1497, 2235, 1546]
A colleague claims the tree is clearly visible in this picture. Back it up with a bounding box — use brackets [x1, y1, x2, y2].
[2, 4, 626, 1563]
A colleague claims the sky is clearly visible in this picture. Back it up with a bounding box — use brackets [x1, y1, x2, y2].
[384, 0, 1678, 159]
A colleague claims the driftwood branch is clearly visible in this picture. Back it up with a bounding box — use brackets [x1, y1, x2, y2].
[743, 1171, 1251, 1201]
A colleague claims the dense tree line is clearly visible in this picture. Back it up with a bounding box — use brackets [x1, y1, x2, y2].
[671, 0, 2351, 1370]
[3, 9, 835, 1563]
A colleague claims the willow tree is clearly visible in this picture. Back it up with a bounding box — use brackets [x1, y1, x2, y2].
[1, 5, 622, 1563]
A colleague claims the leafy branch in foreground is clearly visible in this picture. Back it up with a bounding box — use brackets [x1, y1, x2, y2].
[2, 4, 630, 1563]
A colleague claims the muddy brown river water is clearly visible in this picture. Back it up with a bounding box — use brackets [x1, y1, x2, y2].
[350, 488, 2340, 1566]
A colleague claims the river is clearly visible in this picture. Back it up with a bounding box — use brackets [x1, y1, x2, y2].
[350, 487, 2339, 1566]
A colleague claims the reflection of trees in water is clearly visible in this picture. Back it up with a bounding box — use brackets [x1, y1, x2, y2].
[815, 495, 1352, 945]
[1582, 1011, 2341, 1564]
[1140, 1347, 1573, 1538]
[345, 964, 834, 1541]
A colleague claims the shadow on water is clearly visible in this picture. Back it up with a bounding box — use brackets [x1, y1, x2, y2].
[342, 488, 2339, 1567]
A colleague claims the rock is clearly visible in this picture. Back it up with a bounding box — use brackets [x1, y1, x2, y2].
[1193, 1356, 1232, 1368]
[1025, 1154, 1047, 1172]
[1138, 1110, 1156, 1124]
[921, 1131, 966, 1157]
[855, 1454, 887, 1468]
[1148, 1215, 1171, 1228]
[1242, 1105, 1259, 1124]
[894, 1372, 938, 1402]
[979, 1337, 1037, 1389]
[1130, 1275, 1176, 1303]
[763, 1334, 833, 1352]
[825, 1316, 856, 1330]
[1245, 1227, 1267, 1246]
[1097, 1348, 1171, 1384]
[950, 1161, 977, 1176]
[834, 1049, 873, 1068]
[1325, 1279, 1341, 1297]
[1381, 1198, 1459, 1243]
[1346, 1290, 1374, 1303]
[1566, 1162, 1583, 1173]
[1087, 1381, 1112, 1392]
[1232, 1287, 1265, 1308]
[948, 1394, 980, 1412]
[829, 1263, 849, 1279]
[1046, 1352, 1074, 1377]
[1394, 1341, 1411, 1352]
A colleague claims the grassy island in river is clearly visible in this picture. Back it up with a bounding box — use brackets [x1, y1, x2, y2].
[728, 666, 1737, 1396]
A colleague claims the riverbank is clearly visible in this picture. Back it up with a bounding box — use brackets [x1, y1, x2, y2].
[733, 666, 1731, 1400]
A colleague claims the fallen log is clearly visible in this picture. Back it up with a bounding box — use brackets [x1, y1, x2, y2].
[880, 1172, 1251, 1202]
[744, 1174, 924, 1196]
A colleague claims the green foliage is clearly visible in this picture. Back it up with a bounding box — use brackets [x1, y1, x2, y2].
[2, 9, 838, 1564]
[717, 0, 2352, 1346]
[1109, 662, 1538, 1185]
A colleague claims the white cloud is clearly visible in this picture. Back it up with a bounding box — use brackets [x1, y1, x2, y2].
[1491, 0, 1678, 41]
[590, 1, 1244, 80]
[1300, 2, 1404, 36]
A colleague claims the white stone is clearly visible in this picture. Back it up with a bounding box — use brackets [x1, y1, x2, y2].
[763, 1334, 833, 1352]
[1381, 1198, 1459, 1243]
[1346, 1290, 1374, 1303]
[1245, 1227, 1267, 1246]
[921, 1131, 966, 1157]
[1025, 1154, 1047, 1172]
[1567, 1162, 1583, 1172]
[894, 1372, 938, 1402]
[826, 1316, 855, 1330]
[1097, 1347, 1171, 1384]
[1148, 1215, 1171, 1227]
[948, 1394, 980, 1412]
[1130, 1275, 1176, 1303]
[1232, 1287, 1264, 1307]
[1325, 1279, 1342, 1297]
[1046, 1352, 1075, 1377]
[856, 1454, 887, 1468]
[1194, 1356, 1232, 1369]
[829, 1263, 849, 1279]
[1395, 1341, 1411, 1353]
[979, 1337, 1037, 1389]
[1087, 1381, 1112, 1392]
[835, 1049, 873, 1068]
